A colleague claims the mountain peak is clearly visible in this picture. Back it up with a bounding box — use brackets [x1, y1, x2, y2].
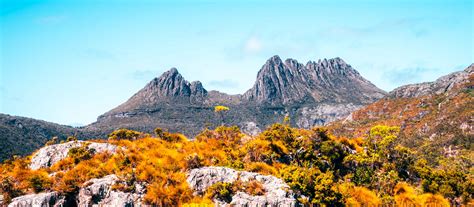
[267, 55, 283, 64]
[167, 67, 179, 74]
[152, 67, 190, 97]
[105, 68, 208, 114]
[244, 56, 385, 105]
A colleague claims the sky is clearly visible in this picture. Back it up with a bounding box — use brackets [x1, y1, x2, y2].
[0, 0, 472, 126]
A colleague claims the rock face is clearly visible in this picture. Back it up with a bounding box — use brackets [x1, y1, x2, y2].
[8, 192, 65, 207]
[243, 56, 385, 105]
[88, 55, 386, 138]
[389, 64, 474, 98]
[8, 174, 146, 207]
[78, 175, 146, 207]
[187, 166, 296, 207]
[30, 141, 118, 170]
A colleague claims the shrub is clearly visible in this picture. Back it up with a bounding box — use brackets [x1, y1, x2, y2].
[45, 137, 58, 146]
[160, 132, 187, 142]
[27, 171, 52, 193]
[68, 144, 95, 164]
[108, 129, 142, 140]
[66, 136, 77, 142]
[214, 105, 229, 112]
[184, 153, 204, 170]
[205, 182, 234, 203]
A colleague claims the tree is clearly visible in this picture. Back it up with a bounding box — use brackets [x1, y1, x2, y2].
[214, 105, 229, 125]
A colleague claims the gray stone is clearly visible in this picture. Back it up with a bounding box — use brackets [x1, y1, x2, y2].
[77, 174, 145, 207]
[8, 192, 65, 207]
[30, 141, 118, 170]
[187, 166, 296, 207]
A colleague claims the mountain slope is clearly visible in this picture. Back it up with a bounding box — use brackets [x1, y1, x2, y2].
[330, 64, 474, 155]
[88, 55, 386, 137]
[0, 114, 82, 161]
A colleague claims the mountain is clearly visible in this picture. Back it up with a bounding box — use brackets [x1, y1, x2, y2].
[243, 56, 384, 105]
[330, 64, 474, 156]
[87, 55, 386, 137]
[0, 114, 82, 161]
[0, 55, 386, 161]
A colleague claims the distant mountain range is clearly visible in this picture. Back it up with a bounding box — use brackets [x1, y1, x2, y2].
[88, 55, 386, 137]
[0, 56, 472, 162]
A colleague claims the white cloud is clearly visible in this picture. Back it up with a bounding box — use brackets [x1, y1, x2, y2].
[244, 36, 263, 53]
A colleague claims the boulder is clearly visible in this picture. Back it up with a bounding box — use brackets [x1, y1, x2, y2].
[8, 192, 65, 207]
[187, 166, 296, 207]
[30, 141, 118, 170]
[77, 174, 145, 207]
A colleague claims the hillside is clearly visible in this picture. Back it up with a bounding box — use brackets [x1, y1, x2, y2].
[329, 64, 474, 160]
[1, 124, 470, 206]
[0, 64, 472, 206]
[0, 114, 82, 162]
[88, 55, 385, 137]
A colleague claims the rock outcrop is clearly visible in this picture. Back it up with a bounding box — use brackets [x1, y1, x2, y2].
[78, 175, 146, 207]
[7, 174, 146, 207]
[30, 141, 118, 170]
[8, 192, 65, 207]
[187, 166, 296, 206]
[389, 64, 473, 98]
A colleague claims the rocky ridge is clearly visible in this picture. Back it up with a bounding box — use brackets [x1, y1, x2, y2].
[89, 55, 386, 138]
[389, 64, 474, 98]
[330, 63, 474, 152]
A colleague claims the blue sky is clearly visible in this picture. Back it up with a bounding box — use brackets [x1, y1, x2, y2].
[0, 0, 472, 126]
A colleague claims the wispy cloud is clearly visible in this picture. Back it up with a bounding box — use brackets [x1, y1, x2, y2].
[382, 66, 441, 86]
[208, 79, 239, 89]
[244, 36, 263, 54]
[35, 15, 66, 25]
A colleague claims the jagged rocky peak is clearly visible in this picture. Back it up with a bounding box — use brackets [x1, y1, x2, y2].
[244, 55, 385, 105]
[307, 57, 359, 77]
[189, 81, 207, 97]
[135, 67, 207, 99]
[147, 68, 189, 97]
[102, 68, 208, 115]
[243, 55, 309, 105]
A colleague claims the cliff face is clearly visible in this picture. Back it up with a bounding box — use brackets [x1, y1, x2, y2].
[88, 55, 386, 137]
[243, 56, 385, 105]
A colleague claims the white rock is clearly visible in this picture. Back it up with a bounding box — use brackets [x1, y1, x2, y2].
[8, 192, 65, 207]
[77, 174, 145, 207]
[187, 166, 296, 207]
[30, 141, 118, 170]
